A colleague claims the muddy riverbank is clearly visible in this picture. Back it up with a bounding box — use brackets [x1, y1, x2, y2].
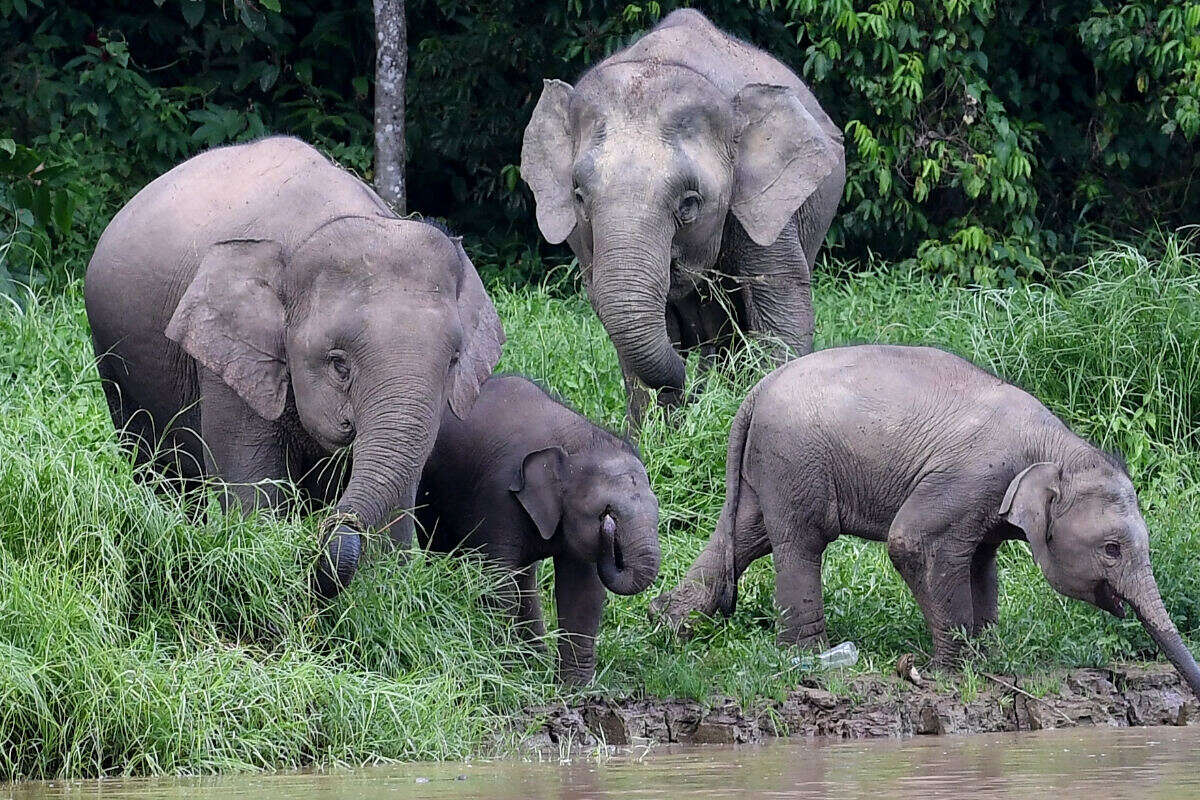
[519, 663, 1196, 749]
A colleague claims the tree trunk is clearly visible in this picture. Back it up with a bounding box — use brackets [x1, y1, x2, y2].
[372, 0, 406, 213]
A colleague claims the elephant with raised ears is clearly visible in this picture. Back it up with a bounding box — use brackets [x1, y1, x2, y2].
[85, 136, 504, 599]
[652, 345, 1200, 698]
[521, 9, 845, 425]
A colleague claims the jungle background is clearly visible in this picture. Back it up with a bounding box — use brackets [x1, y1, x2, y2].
[3, 0, 1199, 290]
[2, 0, 1200, 780]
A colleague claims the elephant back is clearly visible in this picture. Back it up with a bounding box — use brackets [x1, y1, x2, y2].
[601, 9, 840, 142]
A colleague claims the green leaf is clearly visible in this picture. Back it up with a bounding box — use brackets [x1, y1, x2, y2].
[30, 183, 50, 228]
[51, 190, 74, 233]
[259, 0, 281, 11]
[180, 0, 204, 27]
[259, 64, 280, 91]
[0, 139, 14, 157]
[237, 0, 267, 35]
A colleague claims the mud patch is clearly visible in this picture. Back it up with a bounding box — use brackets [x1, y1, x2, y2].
[518, 663, 1195, 750]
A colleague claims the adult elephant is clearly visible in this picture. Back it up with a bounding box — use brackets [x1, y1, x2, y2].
[86, 136, 504, 598]
[520, 9, 844, 424]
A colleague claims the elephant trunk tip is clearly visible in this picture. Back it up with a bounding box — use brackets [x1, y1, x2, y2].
[313, 514, 364, 600]
[1123, 577, 1200, 700]
[597, 513, 661, 596]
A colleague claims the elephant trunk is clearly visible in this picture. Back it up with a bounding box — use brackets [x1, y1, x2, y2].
[314, 368, 441, 600]
[596, 511, 661, 596]
[1120, 567, 1200, 699]
[588, 210, 685, 393]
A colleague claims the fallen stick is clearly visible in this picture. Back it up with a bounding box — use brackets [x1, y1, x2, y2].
[983, 672, 1076, 727]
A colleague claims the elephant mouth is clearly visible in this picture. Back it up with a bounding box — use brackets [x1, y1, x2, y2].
[612, 535, 626, 572]
[1095, 580, 1127, 619]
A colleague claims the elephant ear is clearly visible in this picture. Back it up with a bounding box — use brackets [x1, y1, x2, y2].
[511, 446, 566, 540]
[448, 237, 505, 419]
[730, 83, 841, 247]
[521, 79, 577, 245]
[165, 239, 288, 421]
[1000, 462, 1062, 545]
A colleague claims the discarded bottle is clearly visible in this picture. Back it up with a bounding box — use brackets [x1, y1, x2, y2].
[818, 641, 859, 668]
[788, 641, 859, 670]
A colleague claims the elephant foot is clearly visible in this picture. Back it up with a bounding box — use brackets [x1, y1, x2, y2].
[779, 628, 828, 652]
[929, 640, 969, 672]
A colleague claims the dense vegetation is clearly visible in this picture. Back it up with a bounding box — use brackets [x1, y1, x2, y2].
[1, 237, 1197, 778]
[2, 1, 1199, 290]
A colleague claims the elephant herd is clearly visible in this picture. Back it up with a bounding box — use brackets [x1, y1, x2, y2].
[83, 10, 1200, 694]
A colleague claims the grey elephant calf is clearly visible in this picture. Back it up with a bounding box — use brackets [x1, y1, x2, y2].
[86, 136, 504, 598]
[416, 375, 661, 684]
[522, 9, 844, 424]
[652, 345, 1200, 696]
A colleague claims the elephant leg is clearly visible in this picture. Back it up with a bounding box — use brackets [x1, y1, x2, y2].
[97, 352, 206, 483]
[198, 368, 288, 513]
[771, 536, 829, 650]
[886, 485, 979, 667]
[725, 215, 814, 361]
[553, 554, 606, 685]
[381, 481, 418, 550]
[970, 541, 1001, 635]
[512, 563, 548, 648]
[672, 294, 724, 404]
[759, 487, 833, 649]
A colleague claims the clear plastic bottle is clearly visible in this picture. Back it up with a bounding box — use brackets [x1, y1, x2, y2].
[788, 641, 859, 670]
[816, 641, 859, 669]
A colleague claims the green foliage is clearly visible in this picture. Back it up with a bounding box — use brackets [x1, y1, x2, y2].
[771, 0, 1200, 280]
[786, 0, 1044, 276]
[0, 139, 77, 293]
[3, 1, 1198, 286]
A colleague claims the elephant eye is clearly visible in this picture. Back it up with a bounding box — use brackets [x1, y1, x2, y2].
[676, 191, 703, 225]
[573, 187, 589, 220]
[1105, 542, 1122, 559]
[328, 351, 350, 382]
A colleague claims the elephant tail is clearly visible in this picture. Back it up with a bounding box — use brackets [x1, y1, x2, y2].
[714, 375, 768, 617]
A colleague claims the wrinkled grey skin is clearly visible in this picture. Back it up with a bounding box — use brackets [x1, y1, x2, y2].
[521, 9, 844, 425]
[416, 375, 660, 684]
[652, 345, 1200, 697]
[86, 137, 504, 599]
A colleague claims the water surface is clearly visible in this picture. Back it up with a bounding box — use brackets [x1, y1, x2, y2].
[10, 725, 1200, 799]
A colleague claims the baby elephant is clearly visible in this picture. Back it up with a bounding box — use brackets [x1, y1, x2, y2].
[416, 374, 661, 684]
[653, 345, 1200, 696]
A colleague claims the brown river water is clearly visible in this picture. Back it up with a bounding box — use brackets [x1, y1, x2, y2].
[7, 726, 1200, 799]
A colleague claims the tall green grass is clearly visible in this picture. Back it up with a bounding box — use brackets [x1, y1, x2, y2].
[1, 237, 1198, 778]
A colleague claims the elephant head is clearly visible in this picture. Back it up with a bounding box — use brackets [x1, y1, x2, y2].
[165, 218, 503, 598]
[1002, 456, 1200, 697]
[520, 67, 840, 395]
[511, 445, 660, 595]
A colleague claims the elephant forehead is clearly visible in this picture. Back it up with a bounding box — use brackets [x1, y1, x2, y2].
[305, 273, 459, 320]
[292, 217, 459, 288]
[576, 61, 730, 128]
[573, 452, 649, 486]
